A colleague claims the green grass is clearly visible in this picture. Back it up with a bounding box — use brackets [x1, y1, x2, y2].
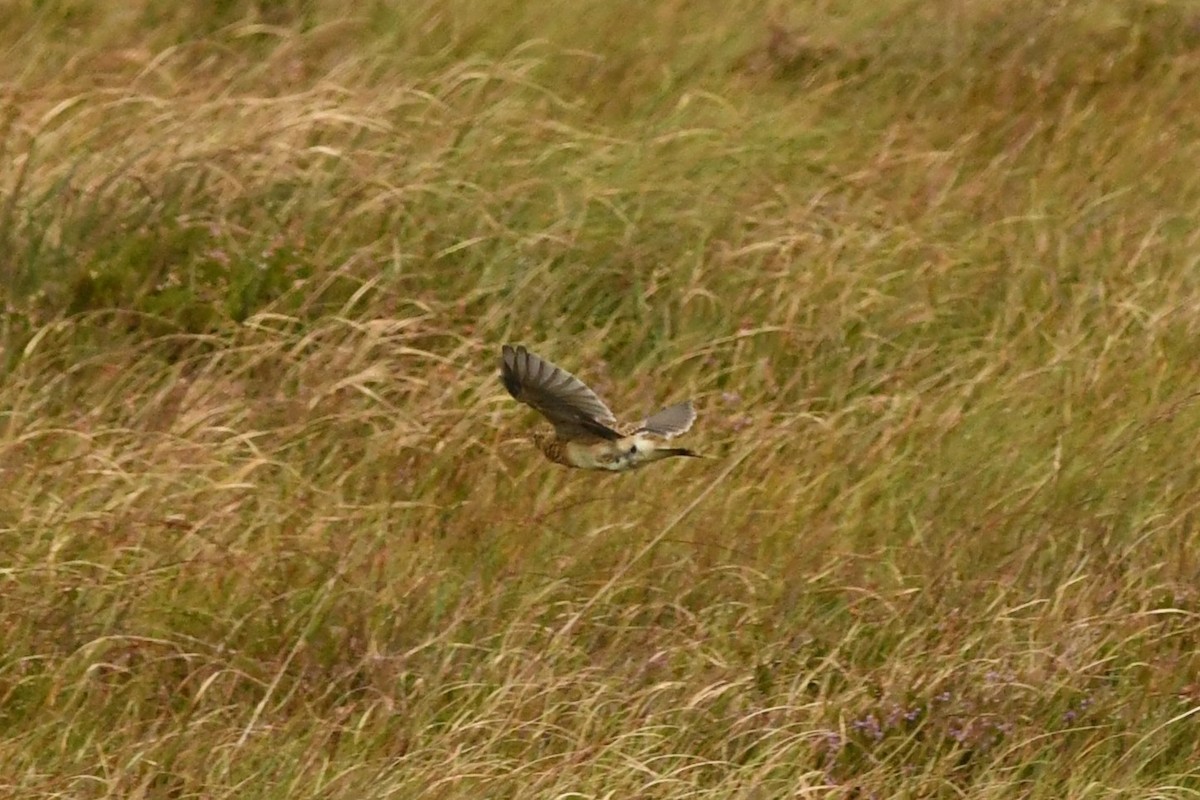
[2, 0, 1200, 796]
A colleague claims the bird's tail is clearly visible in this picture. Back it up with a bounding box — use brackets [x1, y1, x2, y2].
[656, 447, 703, 460]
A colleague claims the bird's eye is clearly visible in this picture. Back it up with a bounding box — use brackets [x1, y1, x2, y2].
[628, 444, 639, 454]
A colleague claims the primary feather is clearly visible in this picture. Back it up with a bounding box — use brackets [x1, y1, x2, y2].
[637, 401, 696, 438]
[500, 345, 622, 441]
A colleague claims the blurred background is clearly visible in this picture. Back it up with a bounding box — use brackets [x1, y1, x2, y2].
[2, 1, 1199, 796]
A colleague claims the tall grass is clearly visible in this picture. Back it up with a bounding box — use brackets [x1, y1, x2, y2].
[2, 0, 1199, 796]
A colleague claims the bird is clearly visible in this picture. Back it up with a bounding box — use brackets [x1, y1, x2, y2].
[500, 344, 702, 472]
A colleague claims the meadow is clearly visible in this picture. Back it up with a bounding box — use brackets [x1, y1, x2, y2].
[2, 0, 1200, 796]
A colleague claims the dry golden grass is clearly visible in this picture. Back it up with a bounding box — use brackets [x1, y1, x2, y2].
[2, 0, 1200, 797]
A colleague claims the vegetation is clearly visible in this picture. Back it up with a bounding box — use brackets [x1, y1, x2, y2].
[2, 0, 1199, 796]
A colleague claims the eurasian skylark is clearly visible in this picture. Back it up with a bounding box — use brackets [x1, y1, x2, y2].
[500, 344, 701, 471]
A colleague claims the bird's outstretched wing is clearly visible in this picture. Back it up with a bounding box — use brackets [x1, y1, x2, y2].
[636, 401, 696, 438]
[500, 345, 622, 441]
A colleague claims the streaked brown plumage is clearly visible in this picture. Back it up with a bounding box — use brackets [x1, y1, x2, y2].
[500, 344, 701, 471]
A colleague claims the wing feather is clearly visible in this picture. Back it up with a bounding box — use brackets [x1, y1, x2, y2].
[636, 401, 696, 438]
[500, 345, 622, 441]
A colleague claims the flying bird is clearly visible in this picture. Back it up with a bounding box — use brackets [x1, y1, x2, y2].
[500, 344, 701, 471]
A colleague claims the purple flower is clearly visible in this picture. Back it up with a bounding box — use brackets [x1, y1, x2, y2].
[851, 714, 884, 741]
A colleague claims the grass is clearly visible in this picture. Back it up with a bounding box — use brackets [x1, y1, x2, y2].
[2, 0, 1200, 796]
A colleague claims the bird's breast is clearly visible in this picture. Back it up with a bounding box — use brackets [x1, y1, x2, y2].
[563, 436, 656, 471]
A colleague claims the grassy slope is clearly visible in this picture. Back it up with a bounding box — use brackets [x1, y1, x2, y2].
[2, 0, 1200, 796]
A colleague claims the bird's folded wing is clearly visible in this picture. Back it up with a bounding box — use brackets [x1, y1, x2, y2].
[501, 345, 622, 441]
